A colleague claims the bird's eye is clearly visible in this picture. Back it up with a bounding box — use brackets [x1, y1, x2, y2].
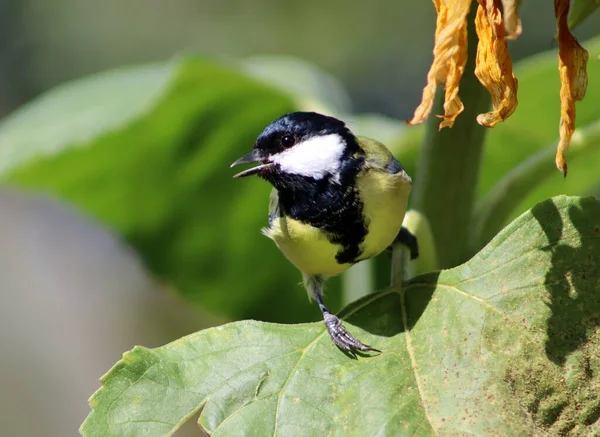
[280, 135, 295, 148]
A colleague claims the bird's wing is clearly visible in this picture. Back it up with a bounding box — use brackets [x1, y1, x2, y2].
[357, 136, 405, 174]
[267, 188, 282, 228]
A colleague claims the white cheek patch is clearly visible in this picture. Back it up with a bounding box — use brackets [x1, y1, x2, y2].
[270, 134, 345, 180]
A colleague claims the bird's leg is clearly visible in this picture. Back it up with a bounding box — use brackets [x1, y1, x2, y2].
[304, 275, 380, 353]
[389, 226, 419, 260]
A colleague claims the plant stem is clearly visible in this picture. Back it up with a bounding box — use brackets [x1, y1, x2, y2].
[410, 5, 491, 269]
[341, 260, 373, 305]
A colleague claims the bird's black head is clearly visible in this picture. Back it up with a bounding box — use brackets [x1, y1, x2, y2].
[231, 112, 362, 185]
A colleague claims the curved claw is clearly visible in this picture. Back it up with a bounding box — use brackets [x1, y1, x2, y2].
[323, 312, 381, 353]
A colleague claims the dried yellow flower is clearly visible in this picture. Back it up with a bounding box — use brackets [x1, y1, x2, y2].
[554, 0, 589, 176]
[407, 0, 470, 129]
[474, 0, 518, 128]
[500, 0, 522, 40]
[410, 0, 592, 174]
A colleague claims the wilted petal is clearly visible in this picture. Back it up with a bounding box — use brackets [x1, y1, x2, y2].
[474, 0, 519, 128]
[555, 0, 589, 175]
[407, 0, 471, 129]
[501, 0, 522, 39]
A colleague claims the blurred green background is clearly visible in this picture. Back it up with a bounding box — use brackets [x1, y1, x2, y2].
[0, 1, 599, 436]
[2, 1, 599, 118]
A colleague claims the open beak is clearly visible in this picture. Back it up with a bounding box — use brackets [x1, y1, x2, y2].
[230, 150, 274, 178]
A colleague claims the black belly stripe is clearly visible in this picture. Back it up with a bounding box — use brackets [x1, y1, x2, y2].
[272, 158, 367, 265]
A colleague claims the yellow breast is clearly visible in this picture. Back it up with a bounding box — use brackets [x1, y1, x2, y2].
[357, 168, 411, 260]
[263, 218, 350, 277]
[263, 168, 411, 278]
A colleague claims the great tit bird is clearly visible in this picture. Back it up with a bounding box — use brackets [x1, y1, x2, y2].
[231, 112, 418, 353]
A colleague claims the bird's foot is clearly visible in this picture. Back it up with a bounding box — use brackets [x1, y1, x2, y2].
[388, 226, 419, 259]
[323, 312, 380, 353]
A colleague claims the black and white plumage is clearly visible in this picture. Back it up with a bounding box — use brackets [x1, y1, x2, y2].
[232, 112, 417, 353]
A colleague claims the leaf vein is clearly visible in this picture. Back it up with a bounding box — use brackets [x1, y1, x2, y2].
[400, 289, 438, 436]
[272, 335, 324, 436]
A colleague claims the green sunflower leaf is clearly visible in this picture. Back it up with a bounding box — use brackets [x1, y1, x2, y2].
[81, 195, 600, 436]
